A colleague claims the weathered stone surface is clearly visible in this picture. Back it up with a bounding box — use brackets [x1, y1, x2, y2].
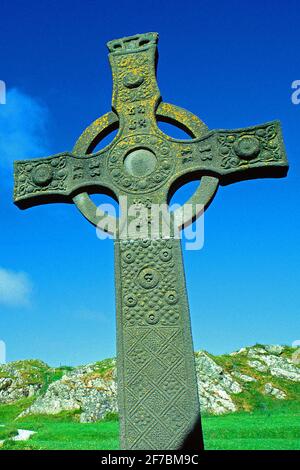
[195, 352, 242, 414]
[232, 371, 257, 382]
[20, 362, 117, 422]
[248, 360, 268, 373]
[292, 347, 300, 365]
[264, 345, 284, 355]
[0, 378, 13, 391]
[264, 383, 286, 399]
[248, 351, 300, 381]
[248, 347, 268, 357]
[0, 360, 47, 404]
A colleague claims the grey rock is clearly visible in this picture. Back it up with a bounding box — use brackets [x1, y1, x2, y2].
[247, 348, 300, 382]
[248, 347, 268, 357]
[230, 348, 247, 356]
[195, 351, 242, 415]
[264, 345, 284, 355]
[248, 360, 268, 373]
[0, 378, 13, 391]
[264, 383, 286, 399]
[0, 361, 45, 404]
[21, 362, 118, 423]
[291, 348, 300, 365]
[258, 355, 300, 382]
[232, 372, 257, 382]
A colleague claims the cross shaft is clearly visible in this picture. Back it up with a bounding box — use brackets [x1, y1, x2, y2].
[115, 237, 202, 449]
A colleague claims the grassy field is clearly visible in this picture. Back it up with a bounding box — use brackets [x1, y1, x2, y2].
[0, 398, 299, 450]
[202, 401, 300, 450]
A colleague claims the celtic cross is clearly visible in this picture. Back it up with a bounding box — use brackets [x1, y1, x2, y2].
[14, 32, 288, 450]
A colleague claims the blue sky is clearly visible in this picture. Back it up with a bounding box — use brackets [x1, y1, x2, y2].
[0, 0, 299, 366]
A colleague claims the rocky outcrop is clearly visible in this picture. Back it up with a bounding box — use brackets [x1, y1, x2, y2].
[0, 345, 299, 422]
[0, 360, 48, 404]
[195, 351, 242, 414]
[264, 345, 284, 355]
[246, 347, 300, 382]
[20, 361, 117, 422]
[232, 371, 257, 382]
[263, 383, 286, 399]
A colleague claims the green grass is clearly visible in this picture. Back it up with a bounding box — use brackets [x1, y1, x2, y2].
[1, 419, 119, 450]
[202, 401, 300, 450]
[0, 399, 299, 450]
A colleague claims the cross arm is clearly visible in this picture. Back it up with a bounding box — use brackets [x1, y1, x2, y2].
[173, 121, 288, 187]
[14, 150, 115, 209]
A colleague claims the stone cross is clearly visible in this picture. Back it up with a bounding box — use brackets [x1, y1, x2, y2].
[14, 32, 288, 450]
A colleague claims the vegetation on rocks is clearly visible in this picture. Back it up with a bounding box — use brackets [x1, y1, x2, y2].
[0, 344, 299, 450]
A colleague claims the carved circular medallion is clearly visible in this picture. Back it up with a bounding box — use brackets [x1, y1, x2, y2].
[234, 136, 260, 160]
[137, 267, 160, 289]
[124, 294, 137, 307]
[159, 248, 172, 262]
[139, 239, 151, 248]
[145, 310, 160, 325]
[165, 290, 178, 305]
[122, 250, 136, 264]
[123, 72, 144, 89]
[124, 148, 157, 177]
[32, 163, 53, 186]
[107, 134, 174, 193]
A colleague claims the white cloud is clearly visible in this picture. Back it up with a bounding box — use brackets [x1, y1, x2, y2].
[0, 88, 50, 167]
[0, 267, 33, 307]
